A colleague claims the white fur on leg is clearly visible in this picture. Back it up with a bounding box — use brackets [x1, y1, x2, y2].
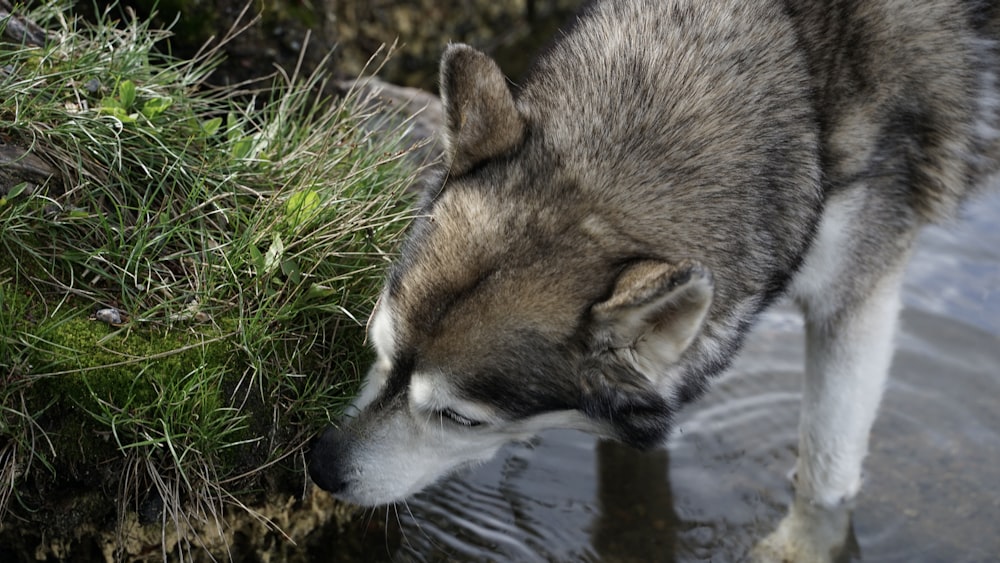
[796, 270, 903, 508]
[754, 272, 904, 563]
[784, 190, 909, 508]
[755, 190, 911, 561]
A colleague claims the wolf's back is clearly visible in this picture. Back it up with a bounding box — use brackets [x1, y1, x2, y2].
[783, 0, 1000, 219]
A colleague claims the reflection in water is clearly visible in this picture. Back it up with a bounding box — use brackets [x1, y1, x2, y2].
[591, 441, 677, 561]
[318, 191, 1000, 562]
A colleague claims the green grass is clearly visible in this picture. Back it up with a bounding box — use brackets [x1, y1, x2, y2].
[0, 2, 418, 556]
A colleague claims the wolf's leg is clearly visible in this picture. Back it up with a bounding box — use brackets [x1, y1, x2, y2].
[754, 190, 915, 562]
[753, 269, 905, 563]
[788, 187, 916, 507]
[794, 265, 905, 508]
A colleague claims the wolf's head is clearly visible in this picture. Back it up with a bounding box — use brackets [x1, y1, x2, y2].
[308, 45, 715, 506]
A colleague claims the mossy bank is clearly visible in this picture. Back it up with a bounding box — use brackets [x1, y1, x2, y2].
[0, 2, 425, 560]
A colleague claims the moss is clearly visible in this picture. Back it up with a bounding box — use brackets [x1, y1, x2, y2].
[7, 310, 219, 465]
[36, 317, 231, 396]
[3, 288, 372, 486]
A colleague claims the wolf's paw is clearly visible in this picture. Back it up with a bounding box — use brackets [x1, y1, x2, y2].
[751, 519, 829, 563]
[750, 499, 852, 563]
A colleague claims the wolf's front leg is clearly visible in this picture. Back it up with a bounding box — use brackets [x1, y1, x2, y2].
[796, 266, 905, 508]
[755, 265, 907, 562]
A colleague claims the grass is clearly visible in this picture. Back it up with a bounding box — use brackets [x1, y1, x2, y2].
[0, 2, 420, 558]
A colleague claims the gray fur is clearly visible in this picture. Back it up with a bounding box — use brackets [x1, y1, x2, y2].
[310, 1, 999, 552]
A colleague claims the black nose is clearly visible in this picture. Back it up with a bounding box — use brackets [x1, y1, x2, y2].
[308, 425, 352, 495]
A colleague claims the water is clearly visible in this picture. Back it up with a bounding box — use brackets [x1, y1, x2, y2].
[329, 190, 1000, 562]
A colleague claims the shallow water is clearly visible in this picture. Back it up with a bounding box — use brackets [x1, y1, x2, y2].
[327, 190, 1000, 562]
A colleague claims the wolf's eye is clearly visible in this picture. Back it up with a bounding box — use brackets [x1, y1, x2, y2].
[438, 408, 483, 427]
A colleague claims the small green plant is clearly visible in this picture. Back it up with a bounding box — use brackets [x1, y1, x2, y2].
[98, 78, 174, 123]
[0, 1, 420, 557]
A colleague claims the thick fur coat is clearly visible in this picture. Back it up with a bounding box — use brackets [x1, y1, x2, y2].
[311, 1, 999, 560]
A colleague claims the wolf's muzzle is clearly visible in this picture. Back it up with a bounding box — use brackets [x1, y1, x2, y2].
[308, 426, 351, 495]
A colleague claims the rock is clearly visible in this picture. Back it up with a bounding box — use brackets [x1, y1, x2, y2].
[0, 142, 55, 197]
[0, 0, 51, 47]
[345, 76, 445, 173]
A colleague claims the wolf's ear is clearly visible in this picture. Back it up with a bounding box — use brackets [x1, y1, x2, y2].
[439, 44, 525, 176]
[591, 260, 714, 378]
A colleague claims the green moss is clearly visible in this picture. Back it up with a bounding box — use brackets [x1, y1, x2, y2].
[13, 312, 229, 464]
[36, 317, 227, 397]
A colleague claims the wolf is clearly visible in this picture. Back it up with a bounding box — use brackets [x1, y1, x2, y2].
[309, 0, 1000, 559]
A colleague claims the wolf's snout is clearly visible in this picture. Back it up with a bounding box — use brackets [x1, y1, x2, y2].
[308, 426, 352, 495]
